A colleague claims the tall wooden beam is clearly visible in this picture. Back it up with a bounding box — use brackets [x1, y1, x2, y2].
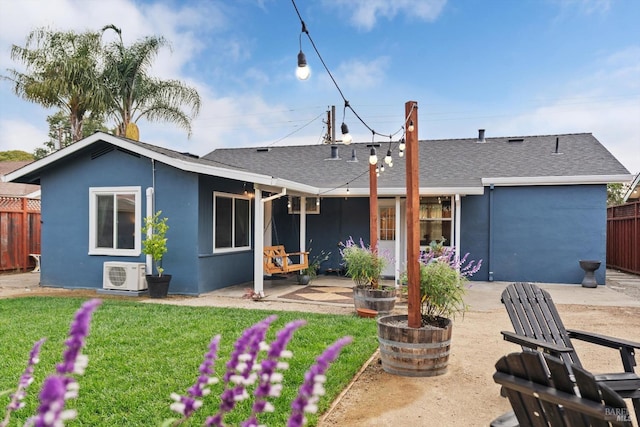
[369, 162, 378, 254]
[405, 101, 421, 328]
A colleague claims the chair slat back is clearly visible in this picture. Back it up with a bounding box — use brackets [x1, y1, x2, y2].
[502, 282, 582, 368]
[494, 352, 633, 427]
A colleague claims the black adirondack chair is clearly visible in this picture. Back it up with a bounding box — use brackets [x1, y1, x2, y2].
[493, 351, 634, 426]
[500, 282, 640, 424]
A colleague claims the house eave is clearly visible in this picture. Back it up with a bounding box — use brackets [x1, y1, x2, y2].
[3, 132, 318, 194]
[318, 186, 485, 197]
[482, 175, 634, 186]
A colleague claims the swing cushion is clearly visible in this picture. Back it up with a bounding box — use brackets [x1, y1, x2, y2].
[264, 246, 309, 275]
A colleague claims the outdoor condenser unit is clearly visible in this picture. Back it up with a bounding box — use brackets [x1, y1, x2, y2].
[103, 262, 147, 291]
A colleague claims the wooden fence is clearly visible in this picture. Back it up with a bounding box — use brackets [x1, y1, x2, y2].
[0, 197, 41, 272]
[606, 200, 640, 275]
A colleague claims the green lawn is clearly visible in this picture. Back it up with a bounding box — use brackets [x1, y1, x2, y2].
[0, 297, 378, 426]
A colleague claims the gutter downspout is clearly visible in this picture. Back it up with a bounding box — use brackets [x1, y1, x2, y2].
[145, 187, 154, 274]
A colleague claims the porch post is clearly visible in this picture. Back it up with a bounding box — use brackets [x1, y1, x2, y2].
[254, 187, 264, 296]
[455, 194, 461, 262]
[369, 163, 378, 252]
[300, 196, 307, 252]
[394, 196, 401, 286]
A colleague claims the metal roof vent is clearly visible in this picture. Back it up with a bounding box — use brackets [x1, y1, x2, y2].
[552, 137, 563, 155]
[325, 145, 340, 160]
[256, 148, 270, 152]
[478, 129, 486, 143]
[507, 138, 524, 143]
[347, 148, 358, 163]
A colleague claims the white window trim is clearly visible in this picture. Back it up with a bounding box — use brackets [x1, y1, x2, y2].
[89, 186, 142, 256]
[213, 191, 252, 253]
[288, 196, 320, 214]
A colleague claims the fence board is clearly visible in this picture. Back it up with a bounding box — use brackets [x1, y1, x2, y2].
[0, 197, 41, 272]
[607, 201, 640, 275]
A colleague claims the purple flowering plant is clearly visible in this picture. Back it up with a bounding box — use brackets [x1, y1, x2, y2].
[402, 241, 483, 325]
[3, 300, 352, 427]
[339, 236, 392, 289]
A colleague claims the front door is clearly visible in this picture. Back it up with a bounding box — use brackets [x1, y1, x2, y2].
[379, 201, 396, 278]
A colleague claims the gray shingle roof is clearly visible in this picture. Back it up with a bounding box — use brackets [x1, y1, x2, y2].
[203, 133, 630, 193]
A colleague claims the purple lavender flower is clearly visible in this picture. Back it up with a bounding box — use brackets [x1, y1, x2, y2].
[25, 299, 101, 427]
[170, 335, 221, 421]
[26, 375, 77, 427]
[288, 336, 352, 427]
[56, 299, 102, 375]
[205, 316, 276, 427]
[241, 320, 306, 427]
[2, 338, 46, 427]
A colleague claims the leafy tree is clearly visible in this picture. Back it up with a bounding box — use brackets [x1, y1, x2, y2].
[0, 150, 34, 161]
[100, 25, 201, 138]
[33, 111, 109, 159]
[4, 27, 106, 142]
[607, 183, 626, 206]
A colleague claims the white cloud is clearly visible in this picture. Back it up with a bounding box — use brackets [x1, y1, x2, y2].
[0, 118, 48, 152]
[335, 56, 390, 90]
[325, 0, 447, 31]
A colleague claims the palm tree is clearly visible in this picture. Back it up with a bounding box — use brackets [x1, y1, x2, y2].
[100, 25, 201, 138]
[5, 28, 106, 142]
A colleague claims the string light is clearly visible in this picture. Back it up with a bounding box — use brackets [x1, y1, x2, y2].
[296, 22, 310, 80]
[291, 0, 418, 194]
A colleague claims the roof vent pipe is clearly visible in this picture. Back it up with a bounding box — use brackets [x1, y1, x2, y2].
[555, 137, 559, 154]
[347, 148, 358, 162]
[478, 129, 486, 143]
[330, 145, 339, 159]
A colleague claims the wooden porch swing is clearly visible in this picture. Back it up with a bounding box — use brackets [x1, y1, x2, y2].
[262, 215, 308, 275]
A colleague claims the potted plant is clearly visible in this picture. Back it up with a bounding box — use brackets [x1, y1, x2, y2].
[377, 247, 482, 376]
[142, 211, 171, 298]
[340, 236, 396, 316]
[298, 247, 331, 285]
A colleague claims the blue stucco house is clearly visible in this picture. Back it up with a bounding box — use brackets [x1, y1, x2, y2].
[5, 130, 631, 295]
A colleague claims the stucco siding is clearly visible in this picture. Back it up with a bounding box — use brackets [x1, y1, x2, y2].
[39, 146, 201, 293]
[272, 197, 371, 272]
[196, 175, 254, 293]
[461, 185, 607, 284]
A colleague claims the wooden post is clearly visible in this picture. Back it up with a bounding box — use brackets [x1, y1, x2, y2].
[405, 101, 421, 328]
[369, 162, 378, 253]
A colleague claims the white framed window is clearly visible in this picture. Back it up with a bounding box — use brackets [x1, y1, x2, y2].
[288, 196, 320, 214]
[89, 186, 142, 256]
[214, 192, 251, 252]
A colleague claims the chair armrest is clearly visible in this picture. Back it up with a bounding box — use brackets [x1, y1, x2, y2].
[567, 329, 639, 373]
[501, 331, 575, 354]
[567, 329, 640, 350]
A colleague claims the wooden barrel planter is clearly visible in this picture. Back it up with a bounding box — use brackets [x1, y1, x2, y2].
[353, 287, 396, 315]
[376, 314, 453, 377]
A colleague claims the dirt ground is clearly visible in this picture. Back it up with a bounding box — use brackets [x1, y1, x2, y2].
[2, 279, 639, 426]
[318, 304, 640, 426]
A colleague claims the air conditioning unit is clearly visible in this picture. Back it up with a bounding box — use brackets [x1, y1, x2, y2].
[103, 262, 147, 291]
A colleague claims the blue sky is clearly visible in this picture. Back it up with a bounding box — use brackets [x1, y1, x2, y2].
[0, 0, 638, 174]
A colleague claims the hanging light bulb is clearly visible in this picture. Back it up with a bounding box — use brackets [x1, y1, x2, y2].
[341, 122, 352, 145]
[399, 150, 404, 157]
[368, 147, 378, 165]
[380, 163, 385, 172]
[389, 161, 393, 168]
[408, 120, 415, 132]
[399, 137, 406, 151]
[296, 50, 310, 80]
[384, 149, 392, 165]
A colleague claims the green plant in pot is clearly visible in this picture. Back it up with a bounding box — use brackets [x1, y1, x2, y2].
[298, 246, 331, 285]
[142, 211, 171, 298]
[378, 246, 482, 377]
[340, 236, 396, 316]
